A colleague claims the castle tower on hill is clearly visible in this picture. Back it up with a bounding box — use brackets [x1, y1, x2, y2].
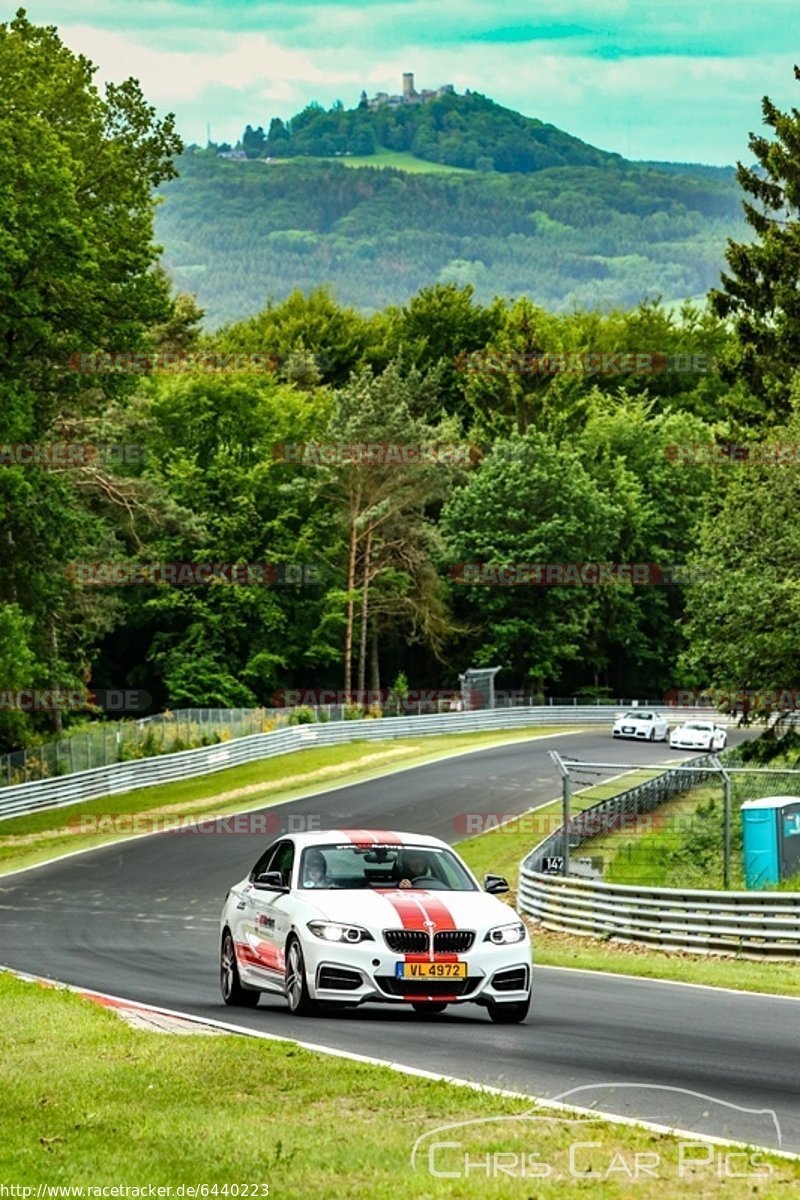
[365, 73, 455, 110]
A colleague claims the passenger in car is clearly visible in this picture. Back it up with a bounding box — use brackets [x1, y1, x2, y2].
[303, 850, 330, 888]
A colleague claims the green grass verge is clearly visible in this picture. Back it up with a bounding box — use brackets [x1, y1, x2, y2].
[581, 782, 739, 888]
[314, 148, 472, 173]
[530, 927, 800, 997]
[0, 726, 576, 877]
[1, 973, 796, 1195]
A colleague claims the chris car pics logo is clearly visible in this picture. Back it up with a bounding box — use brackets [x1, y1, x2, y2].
[410, 1086, 780, 1182]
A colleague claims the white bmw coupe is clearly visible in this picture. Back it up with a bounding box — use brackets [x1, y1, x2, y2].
[220, 829, 532, 1023]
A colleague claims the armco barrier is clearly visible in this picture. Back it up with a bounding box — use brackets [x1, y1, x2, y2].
[0, 705, 723, 821]
[518, 872, 800, 958]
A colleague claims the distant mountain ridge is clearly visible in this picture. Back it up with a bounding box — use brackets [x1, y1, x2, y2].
[157, 144, 745, 325]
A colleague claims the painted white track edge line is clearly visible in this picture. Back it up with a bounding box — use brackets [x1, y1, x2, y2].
[3, 966, 797, 1163]
[535, 961, 800, 1002]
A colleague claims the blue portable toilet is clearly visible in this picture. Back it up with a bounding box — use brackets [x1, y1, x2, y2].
[741, 796, 800, 888]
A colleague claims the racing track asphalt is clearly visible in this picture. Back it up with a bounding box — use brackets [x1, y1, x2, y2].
[1, 727, 799, 1153]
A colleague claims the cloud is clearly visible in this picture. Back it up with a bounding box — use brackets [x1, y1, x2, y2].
[33, 2, 800, 161]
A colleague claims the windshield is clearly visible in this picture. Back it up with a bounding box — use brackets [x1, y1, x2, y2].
[298, 843, 478, 892]
[621, 711, 650, 720]
[684, 723, 711, 731]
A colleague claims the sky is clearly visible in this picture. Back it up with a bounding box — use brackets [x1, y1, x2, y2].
[17, 1, 800, 164]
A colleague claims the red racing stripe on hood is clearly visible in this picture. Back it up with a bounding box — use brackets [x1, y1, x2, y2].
[413, 893, 457, 932]
[377, 889, 429, 930]
[377, 890, 460, 962]
[376, 889, 458, 933]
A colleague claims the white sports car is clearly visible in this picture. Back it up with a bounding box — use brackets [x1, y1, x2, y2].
[220, 829, 532, 1023]
[669, 720, 727, 751]
[612, 710, 670, 741]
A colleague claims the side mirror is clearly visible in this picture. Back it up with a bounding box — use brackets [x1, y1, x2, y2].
[484, 873, 510, 895]
[253, 870, 287, 891]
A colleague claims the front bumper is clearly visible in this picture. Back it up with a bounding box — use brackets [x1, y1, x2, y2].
[302, 936, 532, 1007]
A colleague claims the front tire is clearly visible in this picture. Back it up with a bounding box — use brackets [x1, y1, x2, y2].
[487, 995, 530, 1024]
[285, 936, 318, 1016]
[220, 929, 260, 1008]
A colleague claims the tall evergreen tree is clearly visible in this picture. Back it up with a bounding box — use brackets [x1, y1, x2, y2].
[710, 66, 800, 415]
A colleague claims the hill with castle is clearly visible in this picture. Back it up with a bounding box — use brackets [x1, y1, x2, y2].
[234, 77, 625, 172]
[159, 81, 743, 325]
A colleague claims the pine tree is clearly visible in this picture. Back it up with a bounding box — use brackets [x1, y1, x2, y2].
[710, 66, 800, 414]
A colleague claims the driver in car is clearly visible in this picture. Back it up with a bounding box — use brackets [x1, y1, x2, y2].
[397, 850, 434, 889]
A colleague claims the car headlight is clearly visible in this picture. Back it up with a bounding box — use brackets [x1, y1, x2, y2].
[306, 920, 373, 944]
[484, 922, 526, 945]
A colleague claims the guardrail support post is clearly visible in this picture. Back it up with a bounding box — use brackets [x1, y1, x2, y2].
[711, 755, 731, 889]
[549, 750, 571, 877]
[561, 773, 571, 877]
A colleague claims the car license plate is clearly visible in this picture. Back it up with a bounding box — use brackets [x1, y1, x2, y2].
[622, 726, 634, 733]
[395, 962, 467, 979]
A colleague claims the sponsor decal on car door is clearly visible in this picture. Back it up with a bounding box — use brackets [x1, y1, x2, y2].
[237, 839, 294, 978]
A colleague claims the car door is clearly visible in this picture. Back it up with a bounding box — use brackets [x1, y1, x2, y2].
[229, 841, 281, 986]
[247, 838, 295, 981]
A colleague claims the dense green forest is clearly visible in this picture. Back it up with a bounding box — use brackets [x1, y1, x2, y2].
[156, 152, 746, 324]
[3, 11, 800, 752]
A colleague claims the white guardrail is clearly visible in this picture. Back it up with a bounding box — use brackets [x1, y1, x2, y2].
[518, 872, 800, 958]
[518, 749, 800, 959]
[0, 705, 725, 821]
